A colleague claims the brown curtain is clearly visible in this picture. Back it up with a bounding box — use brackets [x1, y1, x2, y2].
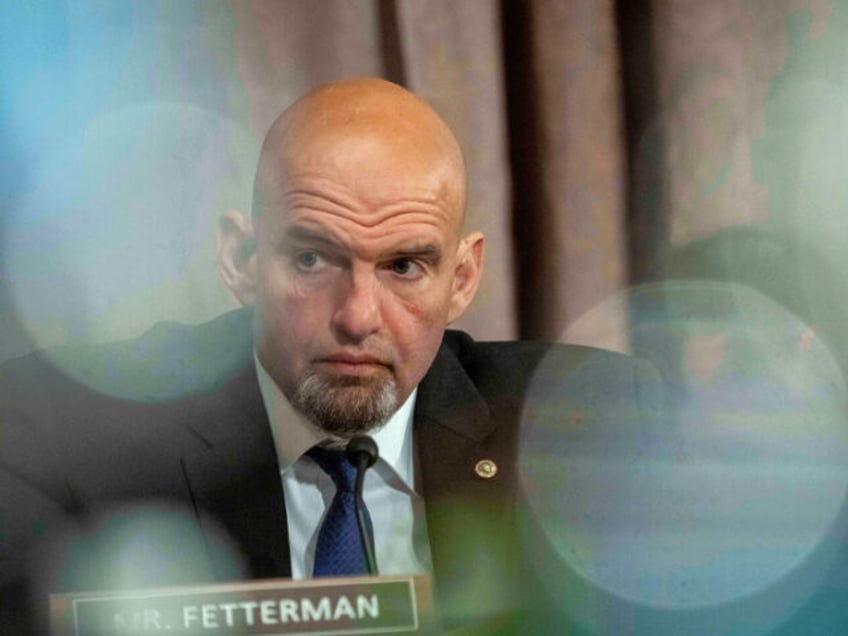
[2, 0, 844, 358]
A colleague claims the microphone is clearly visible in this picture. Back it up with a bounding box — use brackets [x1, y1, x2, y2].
[345, 435, 379, 576]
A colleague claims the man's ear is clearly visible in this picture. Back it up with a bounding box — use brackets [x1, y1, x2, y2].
[217, 208, 258, 305]
[447, 231, 485, 323]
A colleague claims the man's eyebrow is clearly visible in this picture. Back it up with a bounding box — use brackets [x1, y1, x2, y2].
[280, 226, 341, 248]
[280, 226, 443, 262]
[391, 245, 442, 262]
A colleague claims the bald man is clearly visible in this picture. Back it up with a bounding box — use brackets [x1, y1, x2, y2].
[0, 79, 659, 634]
[213, 78, 489, 583]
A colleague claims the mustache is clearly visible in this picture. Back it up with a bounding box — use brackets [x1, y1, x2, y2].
[315, 348, 395, 367]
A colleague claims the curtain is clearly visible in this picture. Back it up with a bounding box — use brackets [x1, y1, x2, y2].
[1, 0, 844, 357]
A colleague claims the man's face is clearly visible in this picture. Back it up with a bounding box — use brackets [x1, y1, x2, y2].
[250, 132, 469, 436]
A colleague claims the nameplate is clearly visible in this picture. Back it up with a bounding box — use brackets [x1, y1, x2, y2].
[50, 575, 431, 635]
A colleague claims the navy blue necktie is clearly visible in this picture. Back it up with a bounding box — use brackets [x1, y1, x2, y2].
[308, 446, 374, 576]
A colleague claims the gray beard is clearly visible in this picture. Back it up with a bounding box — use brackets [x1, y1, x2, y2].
[292, 372, 399, 438]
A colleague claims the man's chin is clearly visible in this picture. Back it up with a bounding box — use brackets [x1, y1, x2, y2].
[293, 372, 399, 437]
[324, 372, 384, 388]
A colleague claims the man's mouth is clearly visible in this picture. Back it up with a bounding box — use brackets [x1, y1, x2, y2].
[317, 354, 391, 376]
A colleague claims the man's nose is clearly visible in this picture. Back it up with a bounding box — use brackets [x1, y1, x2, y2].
[332, 269, 382, 341]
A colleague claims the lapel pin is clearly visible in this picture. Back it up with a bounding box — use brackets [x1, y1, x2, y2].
[475, 459, 498, 479]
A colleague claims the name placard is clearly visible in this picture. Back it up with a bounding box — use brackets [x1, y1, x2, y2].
[50, 575, 432, 635]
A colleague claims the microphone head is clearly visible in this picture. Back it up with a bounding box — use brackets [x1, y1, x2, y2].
[346, 435, 379, 469]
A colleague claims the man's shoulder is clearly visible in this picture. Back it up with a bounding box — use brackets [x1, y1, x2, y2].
[439, 328, 650, 384]
[435, 328, 662, 420]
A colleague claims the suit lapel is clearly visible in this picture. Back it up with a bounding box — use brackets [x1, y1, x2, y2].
[414, 341, 523, 629]
[414, 340, 493, 496]
[180, 365, 292, 580]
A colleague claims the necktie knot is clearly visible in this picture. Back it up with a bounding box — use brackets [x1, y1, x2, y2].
[307, 446, 357, 493]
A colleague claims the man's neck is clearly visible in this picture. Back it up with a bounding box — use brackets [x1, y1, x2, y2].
[253, 352, 418, 490]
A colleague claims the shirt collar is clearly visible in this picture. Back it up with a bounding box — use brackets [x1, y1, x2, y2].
[254, 354, 417, 490]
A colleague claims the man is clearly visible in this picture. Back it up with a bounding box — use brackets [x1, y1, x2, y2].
[215, 78, 493, 584]
[0, 78, 659, 633]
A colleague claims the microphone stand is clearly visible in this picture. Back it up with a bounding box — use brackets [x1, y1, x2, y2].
[346, 436, 379, 576]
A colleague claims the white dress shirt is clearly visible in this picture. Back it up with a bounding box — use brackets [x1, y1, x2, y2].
[254, 356, 432, 578]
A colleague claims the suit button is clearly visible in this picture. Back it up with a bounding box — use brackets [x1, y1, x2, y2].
[475, 459, 498, 479]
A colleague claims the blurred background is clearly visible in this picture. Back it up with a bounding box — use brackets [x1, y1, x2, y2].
[5, 2, 848, 634]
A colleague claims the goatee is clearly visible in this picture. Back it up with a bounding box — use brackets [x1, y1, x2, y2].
[293, 372, 399, 437]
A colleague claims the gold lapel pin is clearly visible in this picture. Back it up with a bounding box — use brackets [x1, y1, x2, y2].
[475, 459, 498, 479]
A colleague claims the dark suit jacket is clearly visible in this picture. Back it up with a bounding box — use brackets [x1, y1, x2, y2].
[0, 309, 661, 633]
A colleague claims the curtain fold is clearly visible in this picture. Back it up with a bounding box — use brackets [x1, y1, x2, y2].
[504, 0, 628, 340]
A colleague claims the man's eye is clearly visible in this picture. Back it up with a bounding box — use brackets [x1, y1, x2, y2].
[390, 258, 421, 277]
[294, 250, 321, 269]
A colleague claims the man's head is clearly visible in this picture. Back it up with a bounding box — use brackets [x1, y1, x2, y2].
[218, 78, 484, 438]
